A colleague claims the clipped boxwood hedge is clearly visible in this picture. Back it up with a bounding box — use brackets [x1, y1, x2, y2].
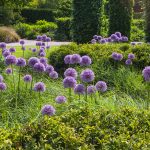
[0, 108, 150, 149]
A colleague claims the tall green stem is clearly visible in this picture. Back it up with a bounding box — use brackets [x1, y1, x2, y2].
[17, 66, 21, 100]
[69, 88, 71, 103]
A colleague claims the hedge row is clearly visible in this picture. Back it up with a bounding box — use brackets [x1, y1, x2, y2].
[0, 108, 150, 149]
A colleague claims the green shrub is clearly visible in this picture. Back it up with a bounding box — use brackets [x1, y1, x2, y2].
[21, 8, 55, 23]
[0, 27, 20, 43]
[72, 0, 103, 43]
[108, 0, 134, 39]
[55, 17, 71, 41]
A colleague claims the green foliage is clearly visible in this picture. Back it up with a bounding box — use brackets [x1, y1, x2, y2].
[72, 0, 103, 43]
[108, 0, 134, 39]
[21, 8, 55, 23]
[0, 108, 150, 149]
[55, 17, 71, 41]
[145, 0, 150, 42]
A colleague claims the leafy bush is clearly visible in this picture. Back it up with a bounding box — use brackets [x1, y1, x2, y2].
[0, 27, 20, 43]
[0, 108, 150, 149]
[21, 8, 55, 23]
[55, 17, 71, 41]
[72, 0, 103, 43]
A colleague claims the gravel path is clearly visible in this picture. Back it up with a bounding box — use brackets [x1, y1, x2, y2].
[6, 40, 70, 47]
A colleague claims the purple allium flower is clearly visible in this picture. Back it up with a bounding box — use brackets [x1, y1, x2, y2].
[37, 35, 42, 41]
[20, 40, 25, 45]
[33, 63, 45, 72]
[125, 59, 132, 65]
[46, 37, 51, 42]
[36, 42, 42, 47]
[42, 42, 45, 46]
[23, 75, 32, 82]
[64, 55, 72, 64]
[131, 42, 136, 46]
[142, 66, 150, 82]
[49, 71, 58, 79]
[115, 32, 122, 38]
[39, 52, 46, 57]
[5, 55, 17, 65]
[100, 39, 107, 44]
[117, 53, 123, 61]
[40, 57, 47, 66]
[34, 82, 46, 92]
[93, 35, 98, 40]
[42, 34, 47, 42]
[41, 105, 55, 116]
[0, 82, 6, 91]
[64, 68, 77, 79]
[80, 69, 95, 83]
[112, 52, 118, 60]
[111, 34, 118, 40]
[22, 46, 26, 51]
[71, 54, 81, 64]
[9, 47, 16, 53]
[107, 37, 112, 43]
[95, 81, 107, 92]
[0, 75, 3, 82]
[16, 58, 26, 67]
[128, 53, 135, 60]
[32, 48, 37, 52]
[91, 39, 97, 44]
[80, 56, 92, 66]
[74, 84, 85, 95]
[97, 36, 102, 40]
[87, 85, 96, 95]
[39, 48, 45, 53]
[46, 65, 54, 74]
[5, 68, 12, 75]
[55, 96, 66, 104]
[0, 42, 6, 49]
[3, 50, 11, 57]
[63, 76, 77, 88]
[46, 45, 50, 49]
[122, 36, 128, 42]
[28, 57, 39, 67]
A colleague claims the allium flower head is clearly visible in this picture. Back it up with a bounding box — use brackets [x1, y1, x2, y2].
[5, 68, 12, 75]
[131, 42, 136, 46]
[93, 35, 98, 40]
[22, 46, 26, 51]
[39, 52, 46, 57]
[33, 63, 45, 72]
[32, 48, 37, 52]
[55, 96, 66, 104]
[49, 71, 58, 79]
[80, 69, 95, 83]
[28, 57, 39, 67]
[40, 57, 47, 66]
[63, 76, 77, 88]
[42, 34, 47, 41]
[87, 85, 96, 95]
[107, 38, 112, 43]
[128, 53, 135, 60]
[125, 59, 132, 65]
[37, 35, 42, 41]
[70, 54, 81, 64]
[64, 55, 72, 64]
[122, 36, 128, 42]
[39, 48, 45, 53]
[100, 39, 107, 44]
[16, 58, 26, 67]
[64, 68, 77, 78]
[115, 32, 122, 38]
[117, 53, 123, 61]
[74, 84, 85, 95]
[46, 65, 54, 73]
[46, 37, 51, 42]
[36, 42, 42, 46]
[112, 52, 118, 60]
[5, 55, 17, 65]
[0, 42, 6, 49]
[95, 81, 107, 92]
[46, 45, 50, 49]
[142, 66, 150, 82]
[80, 56, 92, 66]
[9, 47, 16, 53]
[41, 105, 55, 116]
[20, 40, 25, 45]
[3, 50, 11, 57]
[97, 36, 102, 40]
[91, 39, 96, 44]
[34, 82, 46, 92]
[111, 34, 118, 40]
[23, 75, 32, 82]
[42, 42, 45, 46]
[0, 82, 6, 91]
[0, 75, 3, 82]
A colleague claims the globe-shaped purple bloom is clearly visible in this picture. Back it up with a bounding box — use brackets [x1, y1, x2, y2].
[93, 35, 98, 40]
[80, 56, 92, 66]
[5, 68, 12, 75]
[22, 46, 26, 51]
[40, 57, 47, 66]
[115, 32, 122, 38]
[36, 42, 42, 46]
[16, 58, 26, 67]
[49, 71, 58, 79]
[80, 69, 95, 83]
[32, 48, 37, 52]
[42, 42, 45, 46]
[87, 85, 96, 95]
[142, 66, 150, 82]
[64, 55, 72, 64]
[128, 53, 135, 60]
[91, 39, 97, 44]
[74, 84, 85, 95]
[28, 57, 39, 67]
[107, 37, 112, 43]
[111, 34, 118, 40]
[37, 35, 42, 41]
[55, 96, 66, 104]
[20, 40, 25, 45]
[41, 105, 55, 116]
[70, 54, 81, 64]
[42, 34, 47, 42]
[63, 76, 77, 88]
[0, 82, 6, 91]
[39, 48, 45, 53]
[122, 36, 128, 42]
[46, 45, 50, 49]
[100, 39, 107, 44]
[5, 55, 17, 65]
[39, 52, 46, 57]
[33, 63, 45, 72]
[34, 82, 46, 92]
[46, 65, 54, 74]
[97, 36, 102, 40]
[112, 52, 118, 60]
[0, 75, 3, 82]
[131, 42, 136, 46]
[117, 53, 123, 61]
[46, 37, 51, 42]
[9, 47, 16, 53]
[23, 75, 32, 82]
[95, 81, 107, 92]
[125, 59, 132, 65]
[0, 42, 6, 49]
[3, 50, 11, 57]
[64, 68, 77, 79]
